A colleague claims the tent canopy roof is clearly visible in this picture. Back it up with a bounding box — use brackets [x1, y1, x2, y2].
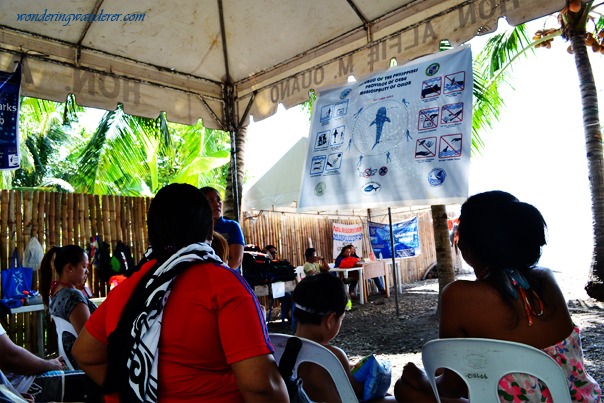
[0, 0, 563, 129]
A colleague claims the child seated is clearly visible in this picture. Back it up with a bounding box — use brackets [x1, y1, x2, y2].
[293, 272, 395, 402]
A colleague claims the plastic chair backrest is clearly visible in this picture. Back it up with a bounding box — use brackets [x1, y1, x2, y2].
[294, 266, 305, 282]
[270, 333, 358, 402]
[52, 315, 78, 370]
[422, 338, 572, 403]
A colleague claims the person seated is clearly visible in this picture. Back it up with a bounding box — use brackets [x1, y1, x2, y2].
[394, 190, 601, 402]
[303, 247, 330, 276]
[334, 245, 363, 299]
[263, 244, 278, 260]
[0, 323, 100, 402]
[350, 245, 387, 295]
[40, 245, 97, 370]
[73, 183, 288, 402]
[292, 273, 395, 402]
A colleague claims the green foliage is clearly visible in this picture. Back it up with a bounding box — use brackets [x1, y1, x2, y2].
[3, 97, 231, 196]
[471, 24, 533, 153]
[68, 106, 231, 196]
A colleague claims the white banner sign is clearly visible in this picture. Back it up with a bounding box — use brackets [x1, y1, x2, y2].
[332, 223, 363, 260]
[299, 46, 472, 211]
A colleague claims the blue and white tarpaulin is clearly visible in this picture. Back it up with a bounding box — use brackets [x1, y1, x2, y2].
[0, 63, 21, 171]
[299, 46, 472, 211]
[369, 217, 420, 259]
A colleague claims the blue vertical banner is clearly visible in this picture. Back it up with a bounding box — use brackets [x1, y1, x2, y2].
[369, 217, 420, 259]
[0, 63, 21, 170]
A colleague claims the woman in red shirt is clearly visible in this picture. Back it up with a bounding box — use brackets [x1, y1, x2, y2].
[73, 184, 288, 403]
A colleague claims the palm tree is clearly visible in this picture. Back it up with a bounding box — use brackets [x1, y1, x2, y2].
[3, 96, 232, 196]
[464, 1, 604, 299]
[554, 1, 604, 299]
[68, 105, 231, 196]
[7, 95, 84, 192]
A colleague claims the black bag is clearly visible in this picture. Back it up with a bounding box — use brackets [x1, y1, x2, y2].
[242, 252, 297, 286]
[278, 337, 310, 403]
[112, 241, 136, 277]
[96, 240, 113, 283]
[269, 259, 296, 283]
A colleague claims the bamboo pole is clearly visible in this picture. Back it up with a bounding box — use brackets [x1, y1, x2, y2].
[87, 194, 96, 239]
[66, 193, 74, 245]
[8, 190, 16, 258]
[47, 193, 55, 248]
[101, 195, 110, 246]
[115, 195, 122, 243]
[59, 193, 67, 246]
[23, 191, 32, 244]
[35, 193, 46, 289]
[73, 193, 80, 246]
[133, 197, 142, 260]
[15, 191, 23, 256]
[82, 194, 91, 247]
[53, 192, 64, 247]
[94, 195, 104, 240]
[109, 195, 117, 248]
[1, 190, 9, 270]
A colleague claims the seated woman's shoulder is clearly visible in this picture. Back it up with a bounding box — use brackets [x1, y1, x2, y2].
[441, 278, 496, 304]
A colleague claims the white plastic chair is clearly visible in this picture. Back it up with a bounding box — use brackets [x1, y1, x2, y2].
[422, 338, 572, 403]
[270, 333, 358, 402]
[52, 315, 78, 370]
[294, 266, 306, 282]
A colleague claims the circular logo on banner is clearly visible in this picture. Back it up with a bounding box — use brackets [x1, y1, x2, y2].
[362, 182, 381, 194]
[340, 88, 352, 99]
[428, 168, 446, 186]
[379, 166, 388, 176]
[426, 63, 440, 76]
[315, 182, 326, 196]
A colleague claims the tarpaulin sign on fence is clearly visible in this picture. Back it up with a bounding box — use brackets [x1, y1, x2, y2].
[369, 217, 420, 259]
[0, 63, 21, 170]
[332, 223, 363, 260]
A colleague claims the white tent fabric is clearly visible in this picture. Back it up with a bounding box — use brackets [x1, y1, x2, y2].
[242, 137, 308, 211]
[0, 0, 564, 129]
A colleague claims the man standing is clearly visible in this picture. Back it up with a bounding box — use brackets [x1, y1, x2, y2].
[201, 187, 244, 270]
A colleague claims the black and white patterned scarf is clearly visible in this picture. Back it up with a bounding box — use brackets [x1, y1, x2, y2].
[124, 242, 223, 402]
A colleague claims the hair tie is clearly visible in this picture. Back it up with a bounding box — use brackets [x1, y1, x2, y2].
[293, 303, 331, 316]
[503, 268, 544, 326]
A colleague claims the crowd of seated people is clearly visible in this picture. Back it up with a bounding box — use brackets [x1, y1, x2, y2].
[2, 187, 600, 402]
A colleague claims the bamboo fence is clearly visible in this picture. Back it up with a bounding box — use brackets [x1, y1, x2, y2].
[1, 188, 455, 355]
[0, 190, 152, 356]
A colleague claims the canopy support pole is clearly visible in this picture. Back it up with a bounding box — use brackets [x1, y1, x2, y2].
[224, 83, 240, 222]
[388, 207, 401, 317]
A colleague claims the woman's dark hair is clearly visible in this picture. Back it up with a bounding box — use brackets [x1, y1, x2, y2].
[105, 183, 214, 397]
[305, 247, 316, 260]
[293, 272, 348, 325]
[458, 190, 547, 305]
[335, 245, 354, 260]
[148, 184, 214, 261]
[40, 245, 86, 306]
